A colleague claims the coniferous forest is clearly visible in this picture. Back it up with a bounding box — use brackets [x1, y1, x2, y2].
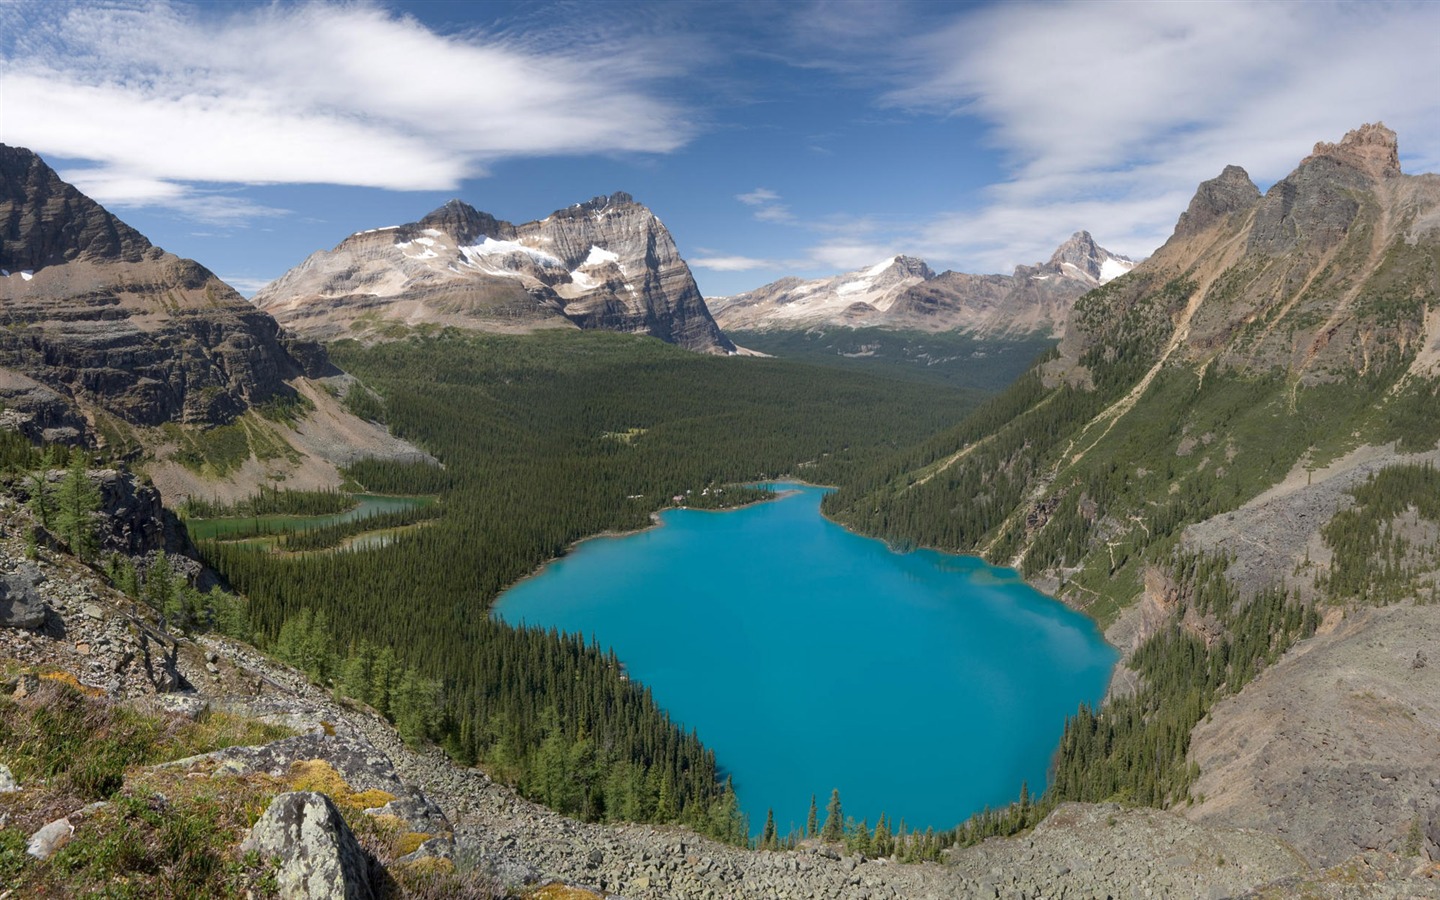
[197, 329, 991, 841]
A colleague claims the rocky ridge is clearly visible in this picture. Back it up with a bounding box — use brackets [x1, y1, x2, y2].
[708, 231, 1134, 337]
[254, 194, 735, 354]
[0, 145, 433, 501]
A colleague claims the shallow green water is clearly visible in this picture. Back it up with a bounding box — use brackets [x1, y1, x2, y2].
[185, 494, 430, 541]
[494, 484, 1116, 835]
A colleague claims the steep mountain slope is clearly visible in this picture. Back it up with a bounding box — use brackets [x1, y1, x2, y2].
[255, 194, 735, 354]
[824, 122, 1440, 867]
[709, 232, 1134, 337]
[0, 145, 324, 440]
[0, 145, 429, 498]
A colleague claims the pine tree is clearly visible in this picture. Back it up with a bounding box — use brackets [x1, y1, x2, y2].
[26, 470, 52, 529]
[55, 456, 101, 562]
[821, 788, 843, 841]
[761, 808, 777, 850]
[806, 793, 818, 838]
[144, 551, 177, 625]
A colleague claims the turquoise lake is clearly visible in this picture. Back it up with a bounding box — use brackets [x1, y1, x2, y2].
[493, 484, 1116, 835]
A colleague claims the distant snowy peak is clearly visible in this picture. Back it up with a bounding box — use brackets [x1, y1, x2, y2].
[707, 255, 935, 329]
[708, 233, 1134, 338]
[1045, 231, 1136, 287]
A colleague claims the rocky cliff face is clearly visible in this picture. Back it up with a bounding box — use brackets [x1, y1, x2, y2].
[0, 145, 328, 440]
[708, 233, 1134, 338]
[254, 193, 735, 354]
[1058, 122, 1440, 386]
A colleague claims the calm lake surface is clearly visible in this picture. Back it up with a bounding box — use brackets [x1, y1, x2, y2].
[493, 484, 1115, 835]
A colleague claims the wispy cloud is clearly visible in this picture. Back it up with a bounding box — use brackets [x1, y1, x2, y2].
[737, 188, 781, 206]
[691, 255, 779, 272]
[873, 0, 1440, 273]
[736, 187, 794, 224]
[0, 0, 694, 221]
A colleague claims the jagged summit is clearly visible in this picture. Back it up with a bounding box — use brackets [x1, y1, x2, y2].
[1173, 165, 1261, 238]
[411, 199, 508, 245]
[1301, 121, 1400, 180]
[256, 193, 734, 353]
[708, 234, 1133, 337]
[1047, 231, 1136, 287]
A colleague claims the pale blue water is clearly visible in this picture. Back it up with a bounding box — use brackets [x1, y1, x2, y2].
[493, 484, 1115, 836]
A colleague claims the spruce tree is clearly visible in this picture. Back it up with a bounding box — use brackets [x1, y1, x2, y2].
[821, 788, 843, 841]
[806, 793, 818, 838]
[761, 808, 777, 850]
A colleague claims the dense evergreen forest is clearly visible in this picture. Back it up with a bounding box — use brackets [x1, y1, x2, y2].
[198, 329, 984, 842]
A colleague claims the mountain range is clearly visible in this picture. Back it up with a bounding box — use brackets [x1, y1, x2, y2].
[708, 231, 1134, 337]
[254, 193, 735, 354]
[5, 121, 1440, 897]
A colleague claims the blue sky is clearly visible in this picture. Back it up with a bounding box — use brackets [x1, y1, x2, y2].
[5, 0, 1440, 299]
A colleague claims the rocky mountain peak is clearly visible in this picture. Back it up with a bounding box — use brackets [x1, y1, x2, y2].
[1301, 121, 1400, 180]
[1043, 231, 1135, 286]
[1173, 164, 1261, 238]
[884, 255, 937, 282]
[414, 199, 510, 245]
[0, 144, 156, 272]
[257, 191, 734, 353]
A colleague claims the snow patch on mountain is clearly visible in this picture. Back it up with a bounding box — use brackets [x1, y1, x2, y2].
[1100, 257, 1134, 283]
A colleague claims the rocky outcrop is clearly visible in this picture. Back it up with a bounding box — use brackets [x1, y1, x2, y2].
[1173, 164, 1262, 238]
[0, 145, 331, 439]
[242, 791, 377, 900]
[1185, 602, 1440, 868]
[709, 233, 1133, 338]
[0, 562, 48, 629]
[255, 193, 735, 354]
[1248, 124, 1399, 256]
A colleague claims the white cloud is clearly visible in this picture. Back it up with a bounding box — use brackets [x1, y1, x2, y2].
[737, 188, 781, 206]
[736, 187, 793, 223]
[869, 0, 1440, 273]
[218, 275, 277, 297]
[691, 255, 778, 272]
[0, 0, 693, 220]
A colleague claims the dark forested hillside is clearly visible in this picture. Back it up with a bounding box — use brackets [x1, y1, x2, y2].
[199, 329, 982, 839]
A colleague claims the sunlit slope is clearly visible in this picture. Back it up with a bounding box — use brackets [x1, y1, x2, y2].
[825, 123, 1440, 625]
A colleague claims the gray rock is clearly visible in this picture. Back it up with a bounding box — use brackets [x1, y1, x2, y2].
[153, 693, 209, 720]
[241, 791, 375, 900]
[26, 817, 73, 860]
[0, 563, 48, 630]
[0, 763, 19, 792]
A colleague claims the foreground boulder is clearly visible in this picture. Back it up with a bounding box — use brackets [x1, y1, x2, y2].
[0, 563, 48, 629]
[242, 791, 376, 900]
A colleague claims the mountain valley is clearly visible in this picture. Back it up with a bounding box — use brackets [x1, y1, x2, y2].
[4, 123, 1440, 899]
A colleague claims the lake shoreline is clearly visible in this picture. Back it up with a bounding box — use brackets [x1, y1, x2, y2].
[493, 482, 1117, 833]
